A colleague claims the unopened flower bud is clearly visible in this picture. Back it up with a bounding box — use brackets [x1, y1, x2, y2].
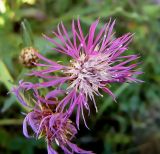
[19, 47, 39, 68]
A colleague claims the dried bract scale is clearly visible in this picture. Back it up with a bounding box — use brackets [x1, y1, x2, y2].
[19, 47, 39, 68]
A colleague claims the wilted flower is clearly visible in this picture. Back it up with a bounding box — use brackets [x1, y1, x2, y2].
[22, 19, 142, 128]
[12, 84, 94, 154]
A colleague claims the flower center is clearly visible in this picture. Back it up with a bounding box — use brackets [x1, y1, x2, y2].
[65, 53, 112, 99]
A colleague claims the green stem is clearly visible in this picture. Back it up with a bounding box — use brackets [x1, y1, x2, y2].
[0, 119, 23, 125]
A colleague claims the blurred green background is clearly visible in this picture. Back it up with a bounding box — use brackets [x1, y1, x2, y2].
[0, 0, 160, 154]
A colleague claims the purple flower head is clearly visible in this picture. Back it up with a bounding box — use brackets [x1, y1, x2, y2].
[26, 18, 142, 128]
[24, 110, 93, 154]
[12, 84, 93, 154]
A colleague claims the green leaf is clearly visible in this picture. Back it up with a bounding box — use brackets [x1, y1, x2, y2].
[1, 95, 16, 113]
[0, 59, 14, 90]
[21, 19, 34, 46]
[97, 83, 129, 119]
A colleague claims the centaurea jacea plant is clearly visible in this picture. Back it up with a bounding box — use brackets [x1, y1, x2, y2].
[12, 84, 93, 154]
[25, 19, 142, 128]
